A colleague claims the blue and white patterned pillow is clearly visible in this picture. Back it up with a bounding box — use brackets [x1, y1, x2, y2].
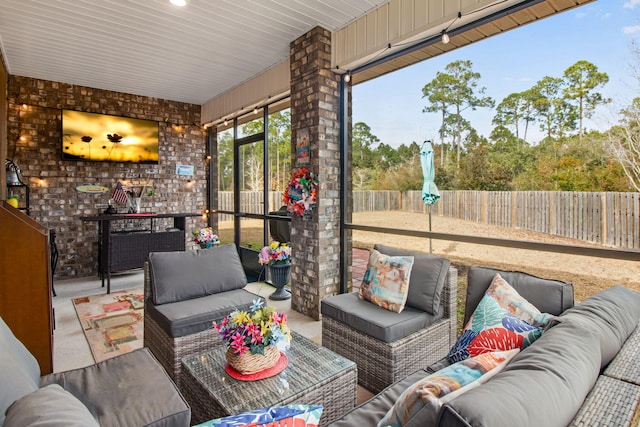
[193, 404, 323, 427]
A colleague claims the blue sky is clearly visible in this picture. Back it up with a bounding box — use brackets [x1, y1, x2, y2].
[353, 0, 640, 148]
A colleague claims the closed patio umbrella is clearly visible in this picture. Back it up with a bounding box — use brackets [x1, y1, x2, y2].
[421, 140, 440, 253]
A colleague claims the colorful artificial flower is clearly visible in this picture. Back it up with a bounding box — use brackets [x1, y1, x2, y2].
[258, 241, 292, 266]
[283, 167, 318, 216]
[192, 227, 220, 245]
[213, 300, 291, 356]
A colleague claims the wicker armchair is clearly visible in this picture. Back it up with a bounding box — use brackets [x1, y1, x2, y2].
[143, 244, 264, 388]
[322, 261, 458, 394]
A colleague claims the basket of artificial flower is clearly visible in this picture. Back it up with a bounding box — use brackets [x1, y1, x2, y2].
[192, 227, 220, 249]
[213, 299, 291, 375]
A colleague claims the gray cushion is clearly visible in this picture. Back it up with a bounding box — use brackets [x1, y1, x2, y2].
[328, 369, 430, 426]
[147, 289, 263, 338]
[4, 384, 99, 427]
[149, 243, 247, 305]
[321, 292, 443, 343]
[439, 314, 601, 427]
[40, 348, 190, 427]
[0, 316, 41, 425]
[558, 286, 640, 368]
[465, 267, 574, 325]
[374, 244, 451, 315]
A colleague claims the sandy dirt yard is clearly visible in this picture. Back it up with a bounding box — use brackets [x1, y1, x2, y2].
[351, 211, 640, 302]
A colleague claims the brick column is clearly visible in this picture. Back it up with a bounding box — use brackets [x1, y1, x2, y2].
[289, 26, 342, 320]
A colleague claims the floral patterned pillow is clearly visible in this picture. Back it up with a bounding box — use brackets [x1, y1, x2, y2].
[193, 404, 323, 427]
[447, 273, 551, 363]
[378, 349, 519, 427]
[358, 250, 414, 313]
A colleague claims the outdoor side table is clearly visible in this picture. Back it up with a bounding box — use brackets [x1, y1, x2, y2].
[181, 331, 357, 425]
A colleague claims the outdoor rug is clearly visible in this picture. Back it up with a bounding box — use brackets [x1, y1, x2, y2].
[72, 288, 144, 363]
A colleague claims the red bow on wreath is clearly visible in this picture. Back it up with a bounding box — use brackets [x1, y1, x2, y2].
[283, 168, 318, 216]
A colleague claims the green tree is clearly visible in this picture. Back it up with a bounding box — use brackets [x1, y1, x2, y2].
[217, 129, 234, 191]
[458, 139, 512, 190]
[492, 90, 537, 143]
[422, 60, 494, 170]
[422, 72, 456, 167]
[372, 153, 423, 191]
[352, 122, 380, 169]
[268, 110, 291, 191]
[375, 142, 403, 168]
[562, 60, 610, 141]
[531, 76, 576, 145]
[609, 98, 640, 191]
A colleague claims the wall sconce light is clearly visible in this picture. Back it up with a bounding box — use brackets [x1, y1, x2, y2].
[39, 177, 45, 186]
[19, 135, 27, 142]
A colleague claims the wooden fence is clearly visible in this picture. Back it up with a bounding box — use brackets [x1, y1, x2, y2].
[365, 190, 640, 250]
[217, 190, 640, 250]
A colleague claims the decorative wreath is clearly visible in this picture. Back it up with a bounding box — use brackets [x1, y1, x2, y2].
[283, 167, 318, 217]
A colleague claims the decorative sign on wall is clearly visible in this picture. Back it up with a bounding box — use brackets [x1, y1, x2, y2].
[75, 185, 110, 194]
[296, 128, 310, 165]
[176, 164, 195, 176]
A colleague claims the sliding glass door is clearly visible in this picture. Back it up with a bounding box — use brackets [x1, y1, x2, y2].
[215, 99, 291, 279]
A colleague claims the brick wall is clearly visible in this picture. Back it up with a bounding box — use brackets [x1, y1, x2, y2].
[6, 76, 208, 279]
[289, 26, 347, 319]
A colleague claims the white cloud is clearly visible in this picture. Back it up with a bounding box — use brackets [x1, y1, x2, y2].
[624, 0, 640, 8]
[623, 25, 640, 34]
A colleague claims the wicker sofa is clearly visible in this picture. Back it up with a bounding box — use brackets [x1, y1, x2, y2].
[143, 243, 265, 389]
[1, 315, 190, 427]
[328, 267, 640, 427]
[321, 245, 458, 394]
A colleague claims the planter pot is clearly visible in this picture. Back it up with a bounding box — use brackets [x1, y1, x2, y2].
[269, 263, 291, 300]
[130, 197, 141, 213]
[198, 241, 217, 249]
[226, 345, 280, 375]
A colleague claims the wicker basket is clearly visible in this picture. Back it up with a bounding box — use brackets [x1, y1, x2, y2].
[226, 345, 280, 375]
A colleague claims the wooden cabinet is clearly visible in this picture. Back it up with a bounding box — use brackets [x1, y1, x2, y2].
[0, 201, 53, 374]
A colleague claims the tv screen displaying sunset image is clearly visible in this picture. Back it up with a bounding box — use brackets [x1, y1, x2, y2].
[61, 110, 159, 163]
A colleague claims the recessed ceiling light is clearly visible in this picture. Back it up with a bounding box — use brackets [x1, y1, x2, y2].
[170, 0, 189, 6]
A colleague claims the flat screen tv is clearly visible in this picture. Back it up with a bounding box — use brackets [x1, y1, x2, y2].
[61, 110, 159, 163]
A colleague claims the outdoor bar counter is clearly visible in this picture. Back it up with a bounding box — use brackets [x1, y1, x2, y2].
[82, 213, 200, 293]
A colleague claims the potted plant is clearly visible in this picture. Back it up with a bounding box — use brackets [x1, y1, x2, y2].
[259, 241, 292, 300]
[213, 299, 291, 375]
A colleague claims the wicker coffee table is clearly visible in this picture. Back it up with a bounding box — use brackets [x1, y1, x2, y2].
[181, 331, 357, 425]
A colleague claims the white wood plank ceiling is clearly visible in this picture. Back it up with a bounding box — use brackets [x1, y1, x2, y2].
[0, 0, 389, 105]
